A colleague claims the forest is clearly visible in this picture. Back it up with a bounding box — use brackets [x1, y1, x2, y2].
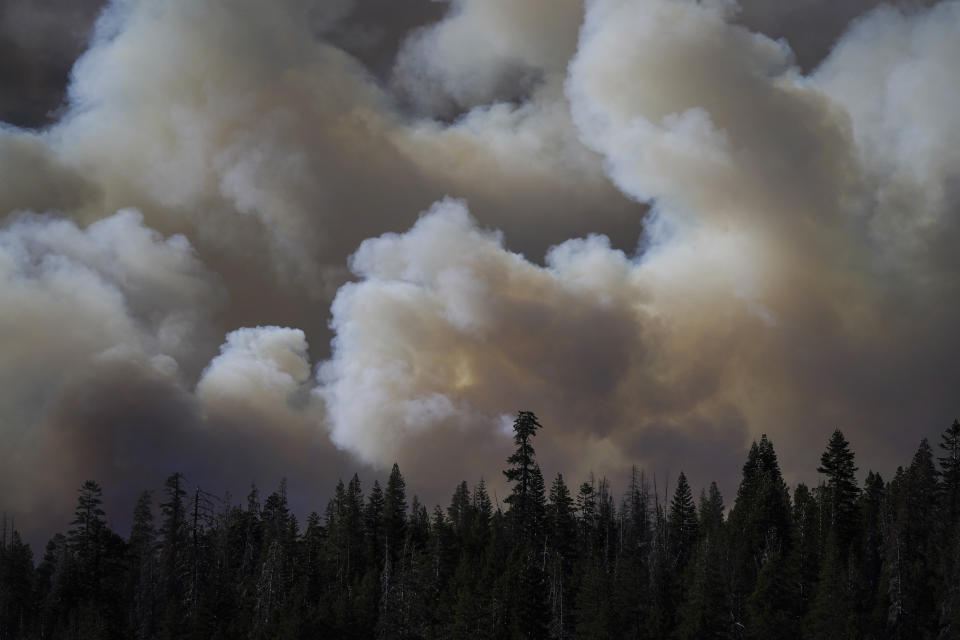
[2, 411, 960, 640]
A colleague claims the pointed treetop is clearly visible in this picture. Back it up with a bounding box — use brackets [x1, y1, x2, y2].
[818, 429, 857, 476]
[939, 419, 960, 471]
[512, 410, 542, 444]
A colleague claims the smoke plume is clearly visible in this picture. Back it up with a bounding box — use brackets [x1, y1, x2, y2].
[1, 0, 958, 544]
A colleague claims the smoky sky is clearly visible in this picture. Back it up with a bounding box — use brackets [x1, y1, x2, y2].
[1, 0, 958, 547]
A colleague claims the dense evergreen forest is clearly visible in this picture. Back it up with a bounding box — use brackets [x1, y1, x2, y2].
[2, 411, 960, 639]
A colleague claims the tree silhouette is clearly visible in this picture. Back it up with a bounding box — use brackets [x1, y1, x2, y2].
[4, 412, 960, 640]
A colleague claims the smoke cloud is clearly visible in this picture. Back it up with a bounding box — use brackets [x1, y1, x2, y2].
[198, 326, 315, 424]
[1, 0, 959, 543]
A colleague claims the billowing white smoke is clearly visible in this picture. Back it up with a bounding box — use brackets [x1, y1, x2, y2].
[815, 1, 960, 255]
[316, 0, 960, 487]
[316, 197, 760, 482]
[0, 208, 219, 394]
[198, 326, 315, 424]
[0, 208, 223, 529]
[2, 0, 960, 539]
[392, 0, 583, 115]
[27, 0, 628, 292]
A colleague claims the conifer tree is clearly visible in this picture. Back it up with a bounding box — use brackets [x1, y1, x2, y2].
[807, 430, 860, 639]
[886, 439, 940, 638]
[817, 429, 860, 556]
[501, 411, 550, 634]
[940, 420, 960, 524]
[472, 479, 493, 550]
[67, 480, 112, 638]
[379, 464, 409, 638]
[648, 493, 674, 638]
[0, 529, 34, 639]
[365, 480, 385, 570]
[546, 473, 577, 639]
[676, 482, 729, 640]
[790, 483, 820, 624]
[504, 410, 544, 544]
[408, 495, 430, 552]
[301, 510, 325, 627]
[938, 419, 960, 636]
[16, 414, 960, 640]
[383, 464, 408, 566]
[547, 474, 577, 561]
[668, 472, 698, 573]
[68, 480, 107, 582]
[530, 464, 548, 547]
[448, 480, 472, 539]
[128, 491, 157, 640]
[254, 481, 297, 637]
[574, 474, 618, 637]
[612, 466, 653, 639]
[36, 533, 71, 638]
[159, 472, 189, 638]
[728, 435, 795, 638]
[855, 471, 886, 637]
[357, 479, 385, 634]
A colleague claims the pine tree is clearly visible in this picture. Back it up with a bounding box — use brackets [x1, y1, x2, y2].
[0, 529, 34, 639]
[68, 480, 107, 583]
[668, 472, 698, 573]
[807, 430, 860, 639]
[938, 419, 960, 637]
[448, 480, 472, 540]
[326, 475, 366, 596]
[577, 475, 598, 550]
[790, 483, 820, 625]
[365, 480, 385, 570]
[504, 410, 544, 545]
[648, 491, 674, 638]
[595, 477, 617, 570]
[355, 480, 384, 636]
[471, 478, 493, 552]
[21, 413, 960, 640]
[128, 491, 158, 640]
[612, 466, 652, 639]
[300, 510, 325, 635]
[546, 473, 577, 639]
[254, 481, 296, 637]
[530, 464, 548, 548]
[379, 464, 408, 638]
[427, 504, 458, 633]
[676, 482, 729, 640]
[816, 429, 860, 556]
[383, 464, 408, 565]
[547, 474, 577, 559]
[473, 479, 492, 526]
[501, 411, 550, 635]
[67, 480, 112, 639]
[728, 435, 795, 638]
[855, 471, 886, 637]
[323, 477, 360, 635]
[159, 472, 189, 638]
[408, 495, 431, 552]
[36, 533, 71, 638]
[940, 420, 960, 524]
[886, 439, 940, 638]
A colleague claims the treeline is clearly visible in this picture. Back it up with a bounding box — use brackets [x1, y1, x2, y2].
[2, 412, 960, 639]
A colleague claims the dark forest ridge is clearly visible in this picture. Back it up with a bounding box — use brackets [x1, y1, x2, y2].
[2, 412, 959, 639]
